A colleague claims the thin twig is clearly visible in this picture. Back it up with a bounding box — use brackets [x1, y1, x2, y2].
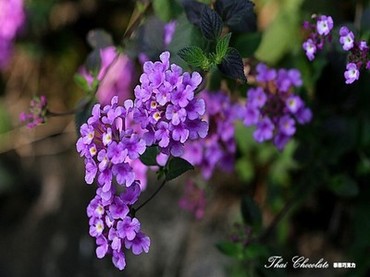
[133, 179, 167, 214]
[354, 0, 364, 30]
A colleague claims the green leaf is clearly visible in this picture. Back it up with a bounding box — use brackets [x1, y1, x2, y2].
[214, 0, 257, 33]
[74, 74, 90, 92]
[255, 0, 303, 63]
[86, 49, 102, 78]
[328, 174, 359, 198]
[234, 32, 262, 57]
[200, 6, 223, 40]
[216, 241, 244, 259]
[235, 158, 254, 182]
[153, 0, 182, 22]
[241, 196, 262, 229]
[243, 243, 269, 259]
[140, 146, 159, 166]
[167, 13, 204, 67]
[165, 157, 194, 181]
[217, 47, 246, 81]
[215, 33, 232, 64]
[178, 46, 210, 70]
[0, 103, 11, 134]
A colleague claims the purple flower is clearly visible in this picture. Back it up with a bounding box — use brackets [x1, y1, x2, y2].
[85, 159, 98, 184]
[113, 163, 135, 186]
[80, 46, 137, 106]
[244, 105, 260, 126]
[112, 251, 126, 270]
[278, 115, 296, 136]
[344, 63, 359, 84]
[120, 181, 141, 204]
[182, 91, 241, 179]
[164, 21, 176, 47]
[316, 15, 333, 36]
[19, 96, 48, 128]
[296, 107, 312, 124]
[287, 69, 303, 87]
[186, 98, 205, 120]
[117, 217, 140, 240]
[302, 14, 333, 61]
[339, 26, 355, 51]
[274, 132, 290, 151]
[171, 123, 190, 143]
[124, 232, 150, 255]
[302, 39, 317, 61]
[109, 196, 129, 219]
[256, 63, 276, 82]
[0, 0, 25, 68]
[253, 117, 274, 142]
[185, 119, 208, 140]
[107, 142, 127, 164]
[247, 87, 267, 107]
[359, 40, 368, 51]
[286, 96, 303, 114]
[96, 235, 109, 258]
[89, 218, 105, 237]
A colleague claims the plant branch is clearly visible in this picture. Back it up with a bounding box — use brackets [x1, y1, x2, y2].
[354, 0, 364, 30]
[258, 197, 296, 243]
[132, 179, 167, 214]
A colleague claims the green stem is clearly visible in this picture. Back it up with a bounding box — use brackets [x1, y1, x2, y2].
[354, 0, 364, 30]
[132, 179, 167, 214]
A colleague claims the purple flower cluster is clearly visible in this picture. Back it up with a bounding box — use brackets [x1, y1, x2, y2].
[76, 96, 150, 269]
[76, 52, 210, 269]
[0, 0, 25, 68]
[302, 15, 333, 61]
[244, 63, 312, 150]
[339, 26, 370, 84]
[133, 51, 208, 157]
[77, 96, 146, 197]
[302, 14, 370, 85]
[182, 91, 242, 179]
[87, 182, 150, 270]
[19, 96, 48, 128]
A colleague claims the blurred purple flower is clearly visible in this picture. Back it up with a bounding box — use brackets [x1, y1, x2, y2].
[302, 39, 317, 61]
[164, 21, 176, 47]
[0, 0, 25, 68]
[80, 46, 137, 105]
[19, 96, 48, 128]
[243, 63, 312, 150]
[178, 180, 206, 219]
[182, 91, 242, 179]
